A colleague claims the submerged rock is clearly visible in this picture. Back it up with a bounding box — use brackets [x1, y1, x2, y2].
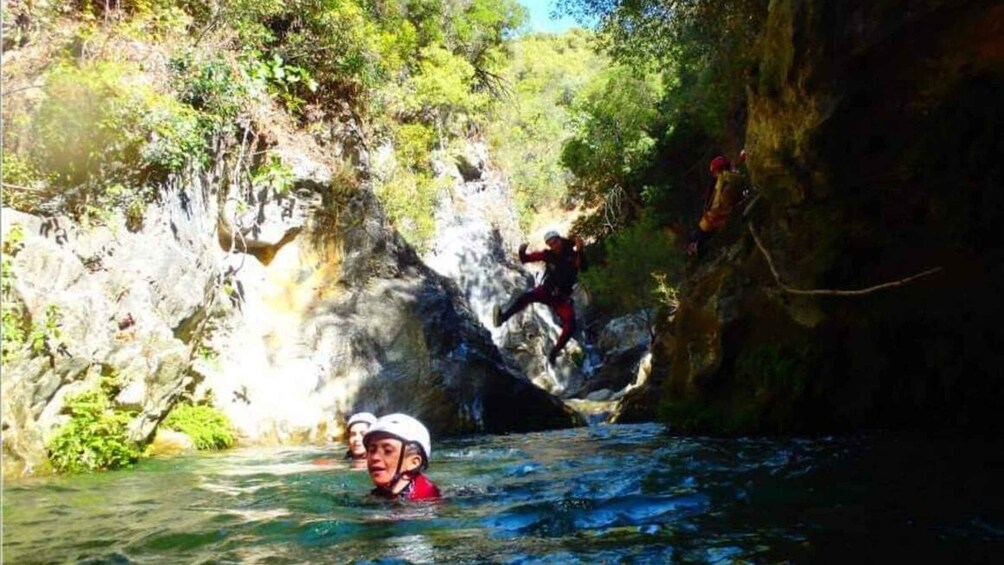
[147, 428, 196, 457]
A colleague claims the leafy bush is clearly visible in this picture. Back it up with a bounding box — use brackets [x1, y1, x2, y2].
[580, 213, 683, 318]
[549, 0, 769, 244]
[245, 51, 318, 112]
[170, 52, 245, 125]
[394, 122, 437, 169]
[251, 154, 296, 194]
[28, 304, 62, 356]
[162, 403, 235, 450]
[0, 153, 49, 211]
[0, 230, 66, 364]
[409, 46, 487, 118]
[1, 225, 27, 365]
[20, 61, 206, 221]
[68, 0, 179, 17]
[47, 389, 140, 473]
[374, 169, 444, 253]
[560, 65, 663, 234]
[486, 30, 608, 228]
[736, 344, 812, 403]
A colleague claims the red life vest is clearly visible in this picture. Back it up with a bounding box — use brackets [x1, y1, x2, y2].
[405, 473, 441, 501]
[371, 473, 442, 501]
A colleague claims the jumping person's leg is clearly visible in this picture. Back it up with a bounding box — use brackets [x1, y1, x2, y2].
[547, 300, 576, 364]
[495, 286, 548, 327]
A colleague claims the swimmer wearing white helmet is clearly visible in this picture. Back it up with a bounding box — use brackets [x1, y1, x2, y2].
[345, 412, 377, 461]
[363, 413, 441, 500]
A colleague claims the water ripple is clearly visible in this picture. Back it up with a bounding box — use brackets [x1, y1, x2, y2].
[4, 424, 1003, 563]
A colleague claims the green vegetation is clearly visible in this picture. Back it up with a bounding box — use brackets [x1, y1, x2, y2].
[736, 344, 810, 402]
[660, 343, 817, 434]
[1, 228, 69, 366]
[560, 64, 663, 236]
[485, 30, 608, 227]
[251, 155, 296, 195]
[2, 54, 210, 229]
[733, 343, 817, 432]
[549, 0, 769, 234]
[2, 0, 541, 250]
[1, 225, 27, 365]
[28, 304, 63, 357]
[365, 1, 530, 249]
[169, 51, 246, 124]
[2, 1, 778, 440]
[2, 0, 766, 241]
[481, 3, 749, 313]
[658, 395, 762, 436]
[580, 213, 683, 317]
[47, 388, 141, 473]
[374, 169, 445, 251]
[162, 402, 235, 450]
[31, 62, 203, 219]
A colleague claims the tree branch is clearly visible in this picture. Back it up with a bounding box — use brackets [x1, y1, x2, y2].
[1, 84, 43, 97]
[2, 182, 40, 191]
[748, 222, 942, 296]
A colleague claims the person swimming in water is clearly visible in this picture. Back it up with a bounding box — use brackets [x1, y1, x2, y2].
[345, 412, 377, 468]
[312, 411, 377, 467]
[363, 413, 441, 501]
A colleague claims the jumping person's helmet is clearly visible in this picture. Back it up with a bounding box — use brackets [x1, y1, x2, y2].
[363, 413, 432, 469]
[709, 155, 730, 174]
[543, 230, 561, 244]
[346, 412, 377, 430]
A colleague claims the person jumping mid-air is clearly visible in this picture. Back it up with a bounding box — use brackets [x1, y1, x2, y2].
[493, 230, 586, 365]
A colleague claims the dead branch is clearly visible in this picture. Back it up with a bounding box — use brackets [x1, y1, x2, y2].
[602, 185, 622, 232]
[1, 181, 46, 192]
[748, 222, 942, 296]
[1, 84, 43, 97]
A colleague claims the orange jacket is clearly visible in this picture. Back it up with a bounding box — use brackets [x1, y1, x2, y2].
[699, 170, 744, 232]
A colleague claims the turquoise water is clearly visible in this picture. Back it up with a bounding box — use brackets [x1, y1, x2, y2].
[4, 424, 1003, 563]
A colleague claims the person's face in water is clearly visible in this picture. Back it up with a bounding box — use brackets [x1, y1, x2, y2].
[347, 423, 369, 459]
[366, 434, 423, 488]
[546, 237, 562, 253]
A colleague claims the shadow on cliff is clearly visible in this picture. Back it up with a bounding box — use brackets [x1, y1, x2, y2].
[297, 188, 582, 437]
[653, 0, 1004, 434]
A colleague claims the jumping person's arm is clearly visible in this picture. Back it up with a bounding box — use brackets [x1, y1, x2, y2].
[573, 236, 587, 271]
[518, 243, 548, 264]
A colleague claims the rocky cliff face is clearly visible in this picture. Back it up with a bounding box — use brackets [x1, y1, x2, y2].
[1, 111, 580, 477]
[644, 0, 1004, 432]
[421, 142, 590, 398]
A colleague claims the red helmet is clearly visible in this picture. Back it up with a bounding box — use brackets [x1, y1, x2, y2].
[709, 156, 730, 174]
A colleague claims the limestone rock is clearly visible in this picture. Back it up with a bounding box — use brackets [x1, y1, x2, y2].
[422, 141, 588, 397]
[1, 83, 582, 478]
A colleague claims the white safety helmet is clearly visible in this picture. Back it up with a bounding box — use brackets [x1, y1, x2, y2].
[543, 229, 561, 244]
[363, 413, 432, 468]
[346, 412, 377, 430]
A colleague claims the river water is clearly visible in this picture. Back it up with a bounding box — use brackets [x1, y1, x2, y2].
[4, 423, 1003, 564]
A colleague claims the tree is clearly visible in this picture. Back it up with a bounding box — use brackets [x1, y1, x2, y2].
[486, 30, 610, 227]
[554, 0, 768, 143]
[560, 65, 663, 236]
